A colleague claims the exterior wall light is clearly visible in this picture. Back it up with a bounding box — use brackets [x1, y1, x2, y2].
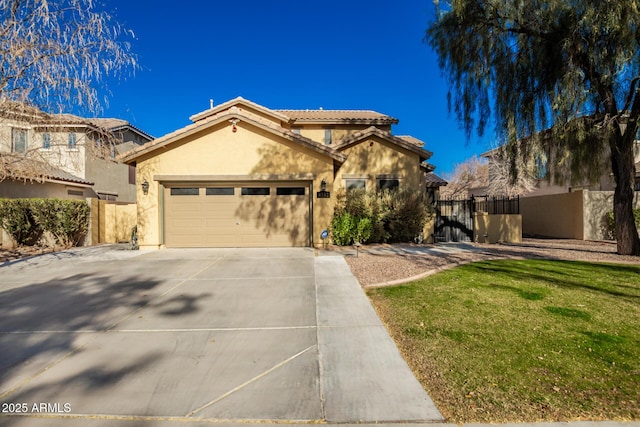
[141, 179, 149, 195]
[320, 179, 327, 191]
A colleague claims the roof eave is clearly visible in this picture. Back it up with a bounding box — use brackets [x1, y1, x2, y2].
[120, 110, 346, 165]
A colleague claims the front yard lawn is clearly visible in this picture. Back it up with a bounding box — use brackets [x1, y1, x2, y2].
[367, 259, 640, 423]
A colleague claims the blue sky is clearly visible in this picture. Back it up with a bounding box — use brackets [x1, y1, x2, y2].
[101, 0, 491, 176]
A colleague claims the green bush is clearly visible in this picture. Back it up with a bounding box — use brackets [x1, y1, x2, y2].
[0, 198, 89, 248]
[330, 188, 432, 245]
[30, 199, 90, 248]
[0, 199, 41, 245]
[331, 212, 357, 245]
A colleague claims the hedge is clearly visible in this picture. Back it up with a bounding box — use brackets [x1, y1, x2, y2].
[0, 198, 90, 248]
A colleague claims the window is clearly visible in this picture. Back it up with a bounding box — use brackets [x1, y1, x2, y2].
[11, 128, 27, 153]
[291, 128, 301, 135]
[345, 179, 366, 191]
[635, 177, 640, 191]
[206, 187, 234, 195]
[277, 187, 305, 196]
[42, 133, 51, 149]
[378, 179, 400, 191]
[170, 188, 199, 196]
[68, 133, 77, 149]
[241, 187, 270, 196]
[324, 128, 333, 145]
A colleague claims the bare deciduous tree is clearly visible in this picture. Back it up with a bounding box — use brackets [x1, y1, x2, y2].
[486, 146, 538, 197]
[440, 155, 488, 198]
[0, 0, 137, 182]
[0, 0, 137, 113]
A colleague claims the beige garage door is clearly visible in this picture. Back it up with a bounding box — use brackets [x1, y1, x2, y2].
[164, 182, 310, 247]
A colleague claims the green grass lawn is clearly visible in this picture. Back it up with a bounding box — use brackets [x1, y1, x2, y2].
[366, 259, 640, 423]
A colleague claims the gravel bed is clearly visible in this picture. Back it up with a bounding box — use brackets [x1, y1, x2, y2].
[340, 238, 640, 287]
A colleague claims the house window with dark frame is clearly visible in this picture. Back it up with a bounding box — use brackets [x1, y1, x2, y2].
[377, 178, 400, 191]
[241, 187, 270, 196]
[170, 188, 199, 196]
[11, 128, 27, 153]
[345, 179, 366, 191]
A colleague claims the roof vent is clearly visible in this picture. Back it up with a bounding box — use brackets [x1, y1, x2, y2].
[209, 99, 214, 109]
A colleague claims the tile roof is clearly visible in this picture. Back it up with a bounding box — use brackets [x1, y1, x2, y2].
[397, 135, 426, 148]
[1, 155, 94, 186]
[190, 97, 291, 123]
[276, 109, 398, 125]
[425, 172, 448, 187]
[334, 126, 433, 161]
[119, 106, 347, 164]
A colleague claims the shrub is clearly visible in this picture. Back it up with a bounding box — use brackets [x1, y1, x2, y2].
[331, 212, 356, 245]
[0, 199, 41, 245]
[0, 198, 89, 248]
[30, 199, 90, 248]
[330, 188, 432, 245]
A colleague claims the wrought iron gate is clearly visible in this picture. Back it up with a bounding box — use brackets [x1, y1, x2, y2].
[434, 197, 474, 242]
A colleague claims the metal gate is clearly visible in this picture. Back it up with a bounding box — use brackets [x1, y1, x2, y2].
[434, 197, 474, 242]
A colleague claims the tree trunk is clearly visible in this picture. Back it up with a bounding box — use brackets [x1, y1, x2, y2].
[610, 133, 640, 255]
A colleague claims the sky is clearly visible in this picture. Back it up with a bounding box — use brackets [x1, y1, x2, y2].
[99, 0, 491, 176]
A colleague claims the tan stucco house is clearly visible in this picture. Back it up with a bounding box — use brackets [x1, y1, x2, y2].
[120, 97, 440, 249]
[0, 103, 153, 202]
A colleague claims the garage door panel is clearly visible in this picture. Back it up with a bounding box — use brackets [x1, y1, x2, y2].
[165, 183, 309, 248]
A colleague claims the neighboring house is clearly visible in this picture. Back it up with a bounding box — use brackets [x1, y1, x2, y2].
[0, 103, 153, 202]
[120, 96, 444, 249]
[482, 134, 640, 197]
[481, 130, 640, 240]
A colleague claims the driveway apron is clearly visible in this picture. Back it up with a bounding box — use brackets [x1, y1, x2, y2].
[0, 247, 443, 425]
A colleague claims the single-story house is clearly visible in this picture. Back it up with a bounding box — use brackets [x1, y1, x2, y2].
[120, 97, 441, 248]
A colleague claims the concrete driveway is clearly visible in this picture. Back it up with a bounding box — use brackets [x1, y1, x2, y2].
[0, 247, 443, 426]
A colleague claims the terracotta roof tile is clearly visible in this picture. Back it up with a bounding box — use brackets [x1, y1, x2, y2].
[1, 155, 94, 186]
[276, 109, 398, 124]
[397, 135, 426, 148]
[425, 172, 448, 187]
[120, 106, 347, 164]
[334, 126, 433, 161]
